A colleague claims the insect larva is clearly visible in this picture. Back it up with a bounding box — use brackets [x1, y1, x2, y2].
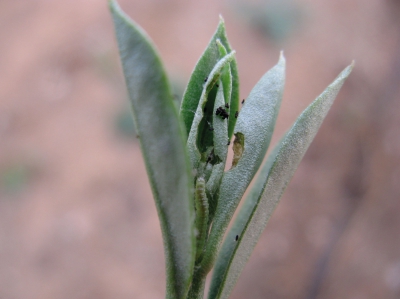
[194, 177, 209, 260]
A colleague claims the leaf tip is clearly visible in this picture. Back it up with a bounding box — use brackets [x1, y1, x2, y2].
[219, 14, 225, 24]
[108, 0, 129, 24]
[346, 60, 355, 76]
[336, 61, 355, 84]
[108, 0, 119, 13]
[278, 50, 286, 67]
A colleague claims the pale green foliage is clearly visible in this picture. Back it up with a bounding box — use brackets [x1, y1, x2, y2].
[109, 3, 195, 299]
[209, 64, 354, 299]
[199, 54, 285, 277]
[109, 1, 353, 299]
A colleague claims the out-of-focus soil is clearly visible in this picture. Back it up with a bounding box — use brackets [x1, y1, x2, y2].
[1, 1, 400, 298]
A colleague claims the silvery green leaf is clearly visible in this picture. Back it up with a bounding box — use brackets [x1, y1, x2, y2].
[209, 63, 354, 299]
[206, 79, 229, 215]
[109, 2, 195, 298]
[211, 79, 229, 165]
[186, 52, 236, 171]
[199, 54, 286, 275]
[180, 17, 239, 139]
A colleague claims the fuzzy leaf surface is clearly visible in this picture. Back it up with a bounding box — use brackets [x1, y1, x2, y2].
[206, 79, 229, 200]
[209, 63, 354, 299]
[109, 2, 195, 298]
[199, 54, 286, 275]
[180, 17, 239, 139]
[186, 52, 236, 170]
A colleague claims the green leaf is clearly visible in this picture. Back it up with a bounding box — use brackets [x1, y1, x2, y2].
[186, 52, 236, 171]
[208, 63, 354, 299]
[180, 17, 239, 139]
[212, 79, 229, 162]
[215, 39, 234, 139]
[199, 53, 286, 275]
[228, 53, 240, 140]
[216, 40, 232, 107]
[109, 2, 195, 298]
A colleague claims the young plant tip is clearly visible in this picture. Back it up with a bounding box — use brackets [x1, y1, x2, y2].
[110, 4, 353, 298]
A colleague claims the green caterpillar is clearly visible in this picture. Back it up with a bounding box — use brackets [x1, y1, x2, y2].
[194, 177, 209, 261]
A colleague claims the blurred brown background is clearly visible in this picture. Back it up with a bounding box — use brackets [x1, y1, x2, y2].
[1, 0, 400, 298]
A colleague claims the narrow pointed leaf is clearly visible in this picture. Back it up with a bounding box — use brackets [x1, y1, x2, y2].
[228, 54, 240, 140]
[180, 17, 239, 139]
[199, 54, 286, 275]
[109, 2, 195, 298]
[209, 63, 354, 299]
[215, 39, 238, 140]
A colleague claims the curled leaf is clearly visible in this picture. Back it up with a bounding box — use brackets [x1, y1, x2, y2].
[186, 52, 236, 170]
[199, 54, 286, 275]
[180, 17, 239, 139]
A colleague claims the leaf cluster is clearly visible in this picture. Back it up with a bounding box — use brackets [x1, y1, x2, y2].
[109, 1, 353, 298]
